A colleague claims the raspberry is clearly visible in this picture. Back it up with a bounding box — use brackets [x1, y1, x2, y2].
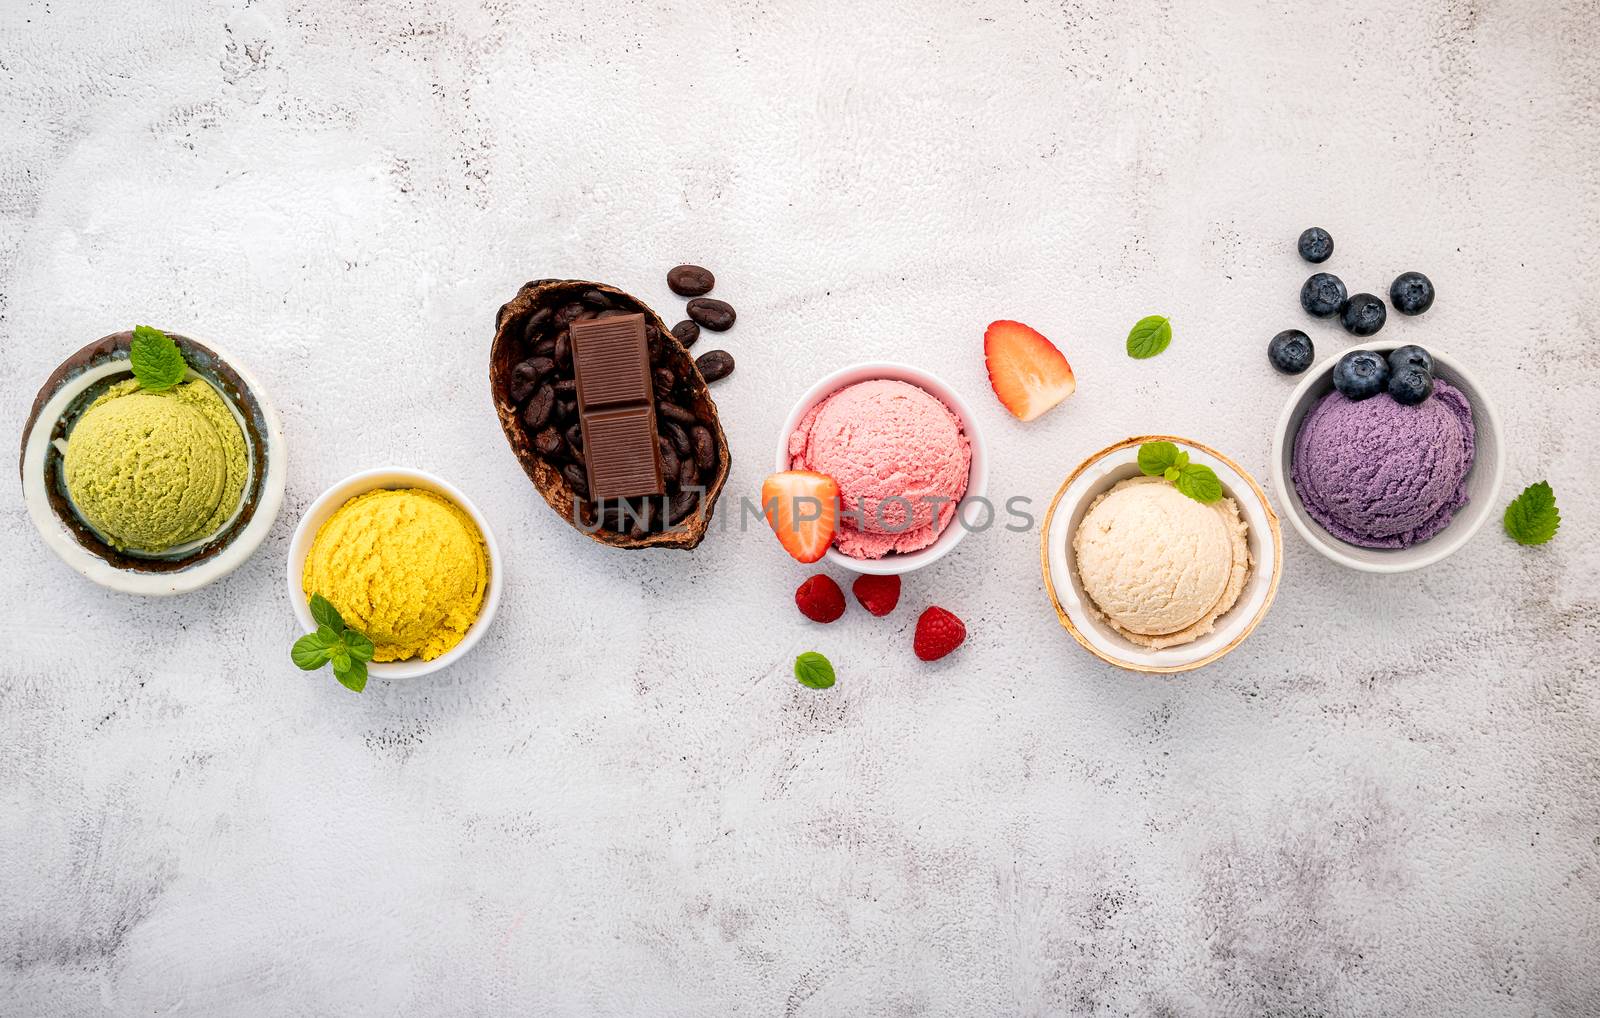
[913, 606, 966, 661]
[851, 574, 901, 616]
[795, 574, 846, 623]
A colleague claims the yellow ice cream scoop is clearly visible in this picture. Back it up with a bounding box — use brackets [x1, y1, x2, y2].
[301, 488, 488, 662]
[63, 378, 249, 553]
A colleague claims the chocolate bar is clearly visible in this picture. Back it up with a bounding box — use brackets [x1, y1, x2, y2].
[569, 313, 663, 499]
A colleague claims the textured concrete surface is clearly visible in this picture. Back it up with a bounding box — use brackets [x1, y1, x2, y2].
[3, 1, 1599, 1015]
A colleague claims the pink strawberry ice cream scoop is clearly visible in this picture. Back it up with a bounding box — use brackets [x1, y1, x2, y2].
[787, 379, 972, 559]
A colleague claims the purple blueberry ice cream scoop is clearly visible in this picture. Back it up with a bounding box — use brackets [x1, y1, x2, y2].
[1291, 380, 1476, 549]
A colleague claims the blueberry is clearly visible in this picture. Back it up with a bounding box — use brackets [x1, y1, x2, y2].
[1387, 365, 1434, 405]
[1298, 227, 1333, 264]
[1387, 344, 1433, 376]
[1300, 272, 1347, 318]
[1390, 271, 1434, 316]
[1340, 292, 1387, 336]
[1267, 329, 1314, 374]
[1332, 350, 1389, 401]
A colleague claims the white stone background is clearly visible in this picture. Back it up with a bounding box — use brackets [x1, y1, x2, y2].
[2, 0, 1598, 1014]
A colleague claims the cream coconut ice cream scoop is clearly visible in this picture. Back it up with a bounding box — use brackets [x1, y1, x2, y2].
[1073, 476, 1250, 649]
[787, 379, 971, 559]
[63, 378, 248, 553]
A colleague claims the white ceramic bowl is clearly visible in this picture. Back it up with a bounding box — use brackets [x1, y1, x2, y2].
[20, 331, 286, 596]
[286, 467, 503, 680]
[774, 361, 989, 576]
[1041, 435, 1283, 673]
[1270, 342, 1504, 573]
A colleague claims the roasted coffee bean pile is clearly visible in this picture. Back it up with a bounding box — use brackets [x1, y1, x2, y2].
[507, 287, 720, 539]
[665, 264, 738, 384]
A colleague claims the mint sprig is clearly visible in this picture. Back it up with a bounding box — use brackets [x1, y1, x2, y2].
[292, 593, 376, 692]
[1503, 481, 1560, 546]
[1126, 315, 1172, 359]
[794, 651, 836, 689]
[128, 325, 187, 392]
[1137, 440, 1224, 504]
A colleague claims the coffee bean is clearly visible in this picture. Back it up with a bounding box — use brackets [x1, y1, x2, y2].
[521, 306, 553, 344]
[575, 309, 599, 322]
[667, 264, 715, 297]
[647, 336, 664, 363]
[553, 378, 577, 397]
[659, 401, 697, 426]
[509, 359, 543, 402]
[555, 301, 585, 325]
[596, 308, 630, 319]
[663, 421, 692, 456]
[653, 367, 676, 398]
[644, 321, 660, 341]
[523, 385, 555, 429]
[658, 437, 679, 481]
[565, 423, 584, 452]
[678, 456, 698, 489]
[686, 297, 736, 331]
[534, 427, 563, 457]
[690, 425, 716, 472]
[562, 463, 589, 498]
[581, 288, 615, 309]
[669, 489, 699, 524]
[671, 320, 700, 348]
[555, 398, 577, 423]
[554, 329, 571, 368]
[627, 498, 653, 539]
[695, 350, 734, 382]
[531, 336, 556, 358]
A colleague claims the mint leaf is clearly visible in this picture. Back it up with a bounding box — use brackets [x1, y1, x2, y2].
[1126, 316, 1172, 359]
[292, 598, 376, 693]
[291, 633, 333, 670]
[344, 629, 375, 662]
[1503, 481, 1559, 546]
[309, 593, 345, 632]
[128, 325, 186, 392]
[794, 651, 836, 690]
[334, 658, 368, 693]
[1173, 463, 1224, 504]
[1138, 441, 1179, 477]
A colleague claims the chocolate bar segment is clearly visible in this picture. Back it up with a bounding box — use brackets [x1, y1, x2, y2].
[581, 406, 661, 500]
[569, 313, 663, 498]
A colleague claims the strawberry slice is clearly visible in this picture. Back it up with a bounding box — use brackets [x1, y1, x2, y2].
[761, 471, 839, 563]
[984, 319, 1076, 421]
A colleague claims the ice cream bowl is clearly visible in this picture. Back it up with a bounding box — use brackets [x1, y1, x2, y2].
[1270, 342, 1504, 573]
[1041, 436, 1282, 674]
[286, 468, 503, 681]
[775, 361, 989, 576]
[19, 331, 286, 596]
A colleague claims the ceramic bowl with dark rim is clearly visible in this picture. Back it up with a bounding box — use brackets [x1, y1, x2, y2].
[1041, 435, 1282, 674]
[19, 331, 287, 595]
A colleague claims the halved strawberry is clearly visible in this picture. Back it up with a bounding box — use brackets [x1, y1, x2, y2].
[984, 320, 1076, 421]
[760, 471, 839, 563]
